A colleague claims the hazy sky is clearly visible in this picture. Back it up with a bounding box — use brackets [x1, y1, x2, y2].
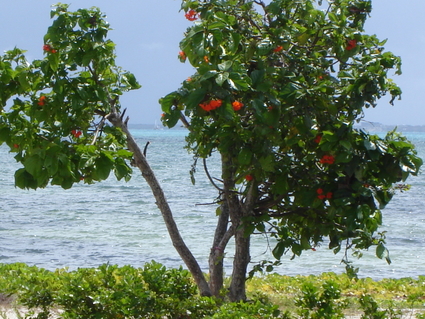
[1, 1, 424, 126]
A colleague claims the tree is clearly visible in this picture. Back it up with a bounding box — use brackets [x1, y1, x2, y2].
[160, 0, 422, 300]
[0, 1, 421, 303]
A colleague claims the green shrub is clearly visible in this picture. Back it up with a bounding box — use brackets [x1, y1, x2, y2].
[359, 294, 402, 319]
[208, 300, 287, 319]
[0, 262, 219, 318]
[1, 263, 424, 319]
[55, 262, 215, 319]
[295, 280, 347, 319]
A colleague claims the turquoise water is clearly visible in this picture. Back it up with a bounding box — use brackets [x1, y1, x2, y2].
[1, 129, 424, 279]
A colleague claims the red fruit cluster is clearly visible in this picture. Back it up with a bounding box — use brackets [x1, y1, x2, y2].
[179, 51, 186, 62]
[314, 135, 322, 144]
[71, 130, 82, 138]
[43, 44, 57, 54]
[232, 101, 243, 111]
[199, 99, 222, 112]
[317, 188, 332, 200]
[245, 175, 253, 182]
[185, 9, 198, 21]
[346, 39, 357, 51]
[38, 96, 47, 106]
[319, 155, 335, 164]
[273, 45, 283, 52]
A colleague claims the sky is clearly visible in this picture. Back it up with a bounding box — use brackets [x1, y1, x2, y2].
[1, 1, 424, 126]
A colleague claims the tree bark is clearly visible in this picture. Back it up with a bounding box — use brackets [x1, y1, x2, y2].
[229, 226, 250, 301]
[208, 199, 234, 296]
[108, 113, 212, 297]
[221, 153, 251, 301]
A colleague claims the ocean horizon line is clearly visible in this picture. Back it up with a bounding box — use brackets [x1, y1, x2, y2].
[127, 122, 425, 132]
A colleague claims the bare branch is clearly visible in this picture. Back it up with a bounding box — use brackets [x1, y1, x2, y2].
[90, 115, 106, 145]
[203, 158, 223, 192]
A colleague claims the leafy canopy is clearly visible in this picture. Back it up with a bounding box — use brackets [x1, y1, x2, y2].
[161, 0, 422, 265]
[0, 4, 140, 190]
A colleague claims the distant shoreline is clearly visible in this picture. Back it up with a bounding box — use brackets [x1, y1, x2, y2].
[354, 122, 425, 133]
[128, 122, 425, 132]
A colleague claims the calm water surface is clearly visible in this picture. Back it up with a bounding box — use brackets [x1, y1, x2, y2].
[1, 129, 424, 279]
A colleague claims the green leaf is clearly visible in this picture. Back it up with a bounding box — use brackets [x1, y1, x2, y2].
[0, 127, 11, 144]
[47, 52, 59, 72]
[44, 154, 59, 176]
[185, 88, 206, 110]
[216, 72, 229, 86]
[160, 92, 179, 113]
[24, 154, 43, 177]
[259, 155, 274, 172]
[238, 148, 252, 165]
[297, 33, 309, 45]
[273, 176, 288, 195]
[228, 72, 250, 90]
[162, 110, 181, 128]
[114, 158, 132, 181]
[14, 168, 37, 189]
[124, 72, 141, 90]
[339, 140, 352, 150]
[218, 60, 232, 71]
[376, 243, 391, 264]
[272, 242, 285, 260]
[18, 72, 30, 91]
[94, 153, 114, 180]
[200, 70, 218, 81]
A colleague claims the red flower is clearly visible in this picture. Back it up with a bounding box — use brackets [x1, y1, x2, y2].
[316, 188, 325, 199]
[178, 51, 187, 62]
[71, 130, 82, 138]
[203, 55, 209, 63]
[273, 45, 283, 53]
[13, 144, 19, 149]
[318, 73, 328, 80]
[317, 188, 332, 200]
[245, 175, 253, 181]
[199, 99, 222, 112]
[38, 96, 46, 106]
[209, 99, 222, 109]
[232, 101, 244, 111]
[319, 155, 335, 165]
[185, 9, 198, 21]
[314, 135, 322, 144]
[43, 44, 57, 53]
[346, 39, 357, 51]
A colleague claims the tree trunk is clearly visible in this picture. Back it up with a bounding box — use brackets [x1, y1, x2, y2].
[108, 113, 212, 297]
[229, 226, 250, 301]
[221, 153, 251, 301]
[208, 199, 234, 296]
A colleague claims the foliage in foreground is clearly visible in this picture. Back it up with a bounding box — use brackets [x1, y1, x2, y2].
[0, 263, 424, 319]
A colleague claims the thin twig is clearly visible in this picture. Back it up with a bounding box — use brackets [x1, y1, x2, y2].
[91, 116, 106, 145]
[203, 158, 223, 191]
[143, 141, 150, 157]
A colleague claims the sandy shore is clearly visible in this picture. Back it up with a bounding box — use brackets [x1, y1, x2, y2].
[0, 293, 61, 319]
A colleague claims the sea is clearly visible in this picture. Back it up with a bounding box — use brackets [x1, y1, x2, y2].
[1, 127, 424, 280]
